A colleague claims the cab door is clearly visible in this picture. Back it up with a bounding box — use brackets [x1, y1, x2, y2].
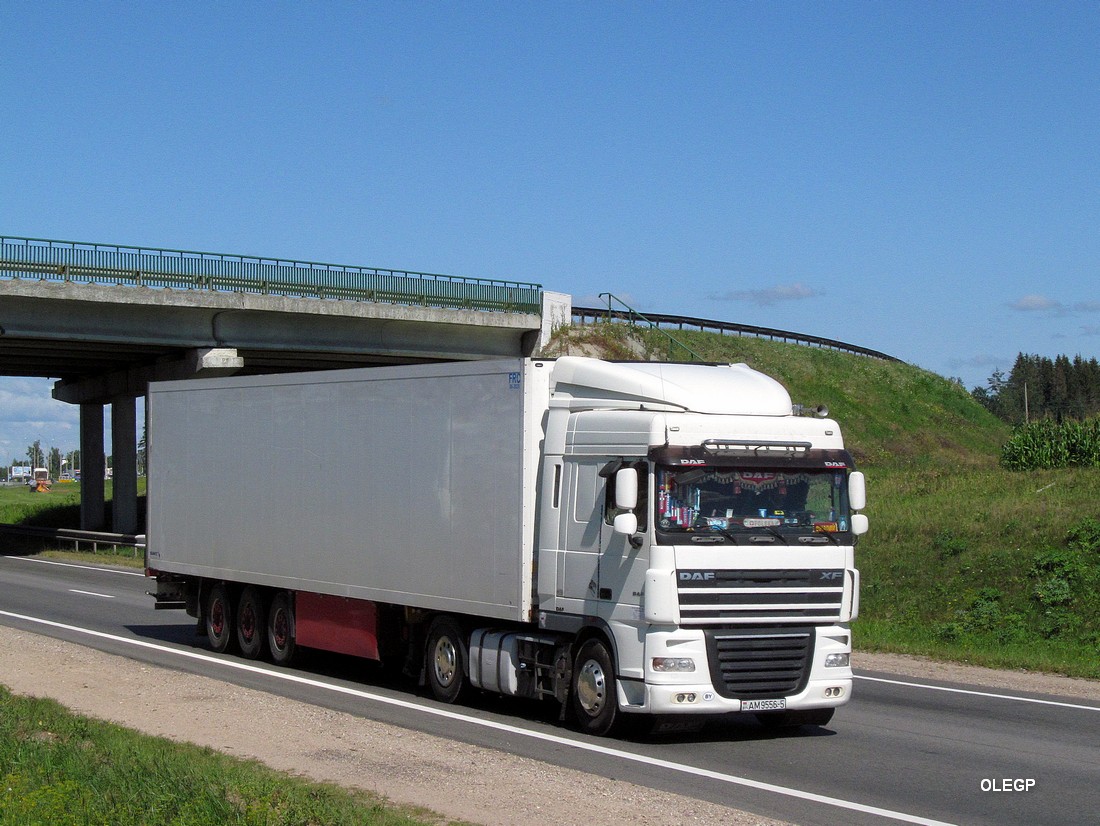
[597, 461, 648, 609]
[560, 459, 603, 603]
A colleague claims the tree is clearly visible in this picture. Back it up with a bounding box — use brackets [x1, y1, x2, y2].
[48, 446, 62, 481]
[972, 368, 1008, 418]
[25, 440, 43, 468]
[976, 353, 1100, 425]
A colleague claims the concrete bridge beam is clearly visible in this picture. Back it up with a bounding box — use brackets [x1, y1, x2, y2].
[53, 347, 244, 405]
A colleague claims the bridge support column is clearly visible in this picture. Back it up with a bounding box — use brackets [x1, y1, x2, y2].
[111, 398, 139, 535]
[80, 404, 106, 531]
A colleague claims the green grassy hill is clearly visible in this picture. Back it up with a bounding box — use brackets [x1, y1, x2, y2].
[545, 323, 1100, 679]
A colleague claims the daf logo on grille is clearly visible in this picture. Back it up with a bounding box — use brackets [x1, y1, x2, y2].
[679, 572, 716, 581]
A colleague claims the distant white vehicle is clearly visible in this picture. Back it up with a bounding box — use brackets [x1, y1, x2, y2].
[29, 468, 51, 492]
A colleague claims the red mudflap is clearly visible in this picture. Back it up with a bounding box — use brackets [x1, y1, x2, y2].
[294, 592, 380, 660]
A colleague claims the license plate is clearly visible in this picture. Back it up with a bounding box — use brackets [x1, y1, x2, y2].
[741, 698, 786, 711]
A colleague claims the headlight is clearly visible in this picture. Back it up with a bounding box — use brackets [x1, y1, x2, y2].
[652, 657, 696, 672]
[824, 653, 850, 668]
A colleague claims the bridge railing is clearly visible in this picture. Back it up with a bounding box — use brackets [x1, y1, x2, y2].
[0, 236, 542, 315]
[572, 303, 901, 362]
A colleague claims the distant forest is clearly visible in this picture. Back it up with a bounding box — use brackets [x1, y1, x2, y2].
[972, 353, 1100, 425]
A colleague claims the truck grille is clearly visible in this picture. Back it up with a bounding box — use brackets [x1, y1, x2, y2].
[677, 568, 845, 624]
[704, 626, 814, 698]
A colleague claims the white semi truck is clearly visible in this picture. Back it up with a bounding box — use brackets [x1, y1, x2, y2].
[147, 356, 867, 735]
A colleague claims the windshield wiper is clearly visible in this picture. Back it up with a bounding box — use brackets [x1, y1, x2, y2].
[710, 526, 744, 542]
[745, 526, 790, 544]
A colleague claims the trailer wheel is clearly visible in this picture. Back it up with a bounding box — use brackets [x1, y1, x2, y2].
[266, 591, 297, 666]
[205, 582, 235, 654]
[425, 616, 468, 704]
[755, 707, 834, 730]
[571, 638, 618, 736]
[236, 586, 266, 660]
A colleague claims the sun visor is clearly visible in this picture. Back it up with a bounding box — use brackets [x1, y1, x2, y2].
[551, 357, 792, 415]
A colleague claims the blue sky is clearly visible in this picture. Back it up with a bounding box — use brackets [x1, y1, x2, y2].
[2, 2, 1098, 459]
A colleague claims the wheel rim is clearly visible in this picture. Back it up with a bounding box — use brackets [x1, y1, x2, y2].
[576, 658, 607, 716]
[240, 603, 256, 643]
[433, 637, 457, 687]
[210, 599, 226, 637]
[271, 608, 288, 650]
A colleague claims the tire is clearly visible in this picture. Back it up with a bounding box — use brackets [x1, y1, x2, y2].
[266, 591, 297, 666]
[236, 586, 266, 660]
[571, 638, 618, 736]
[755, 707, 835, 730]
[425, 616, 468, 704]
[204, 582, 235, 654]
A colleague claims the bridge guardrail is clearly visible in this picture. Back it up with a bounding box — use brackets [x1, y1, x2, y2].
[0, 236, 542, 315]
[572, 305, 901, 363]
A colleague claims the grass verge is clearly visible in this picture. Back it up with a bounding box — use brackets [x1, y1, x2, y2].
[0, 482, 145, 567]
[0, 686, 457, 826]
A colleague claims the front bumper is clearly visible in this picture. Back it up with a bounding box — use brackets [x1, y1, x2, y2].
[618, 624, 853, 715]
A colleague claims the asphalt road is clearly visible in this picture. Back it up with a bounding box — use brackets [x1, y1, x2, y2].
[1, 552, 1098, 826]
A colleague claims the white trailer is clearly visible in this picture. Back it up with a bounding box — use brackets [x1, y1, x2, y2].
[148, 356, 867, 735]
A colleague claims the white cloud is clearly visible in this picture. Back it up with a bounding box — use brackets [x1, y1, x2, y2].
[1010, 295, 1100, 319]
[708, 283, 823, 307]
[1010, 294, 1065, 313]
[0, 377, 81, 459]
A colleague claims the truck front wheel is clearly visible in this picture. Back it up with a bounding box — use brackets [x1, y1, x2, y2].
[266, 591, 297, 666]
[205, 582, 235, 654]
[425, 616, 468, 704]
[571, 638, 618, 736]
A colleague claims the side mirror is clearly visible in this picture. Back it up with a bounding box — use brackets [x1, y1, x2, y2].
[614, 467, 638, 510]
[851, 513, 869, 536]
[613, 512, 639, 536]
[848, 471, 866, 512]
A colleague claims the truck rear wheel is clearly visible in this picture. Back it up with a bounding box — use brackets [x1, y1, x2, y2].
[204, 582, 235, 654]
[236, 586, 266, 660]
[425, 616, 468, 703]
[266, 591, 297, 666]
[571, 638, 618, 736]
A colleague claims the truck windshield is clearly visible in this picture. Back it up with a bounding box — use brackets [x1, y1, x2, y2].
[656, 466, 852, 540]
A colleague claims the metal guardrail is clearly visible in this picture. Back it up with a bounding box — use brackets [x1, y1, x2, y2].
[0, 523, 145, 557]
[0, 235, 543, 315]
[593, 293, 707, 361]
[572, 304, 902, 363]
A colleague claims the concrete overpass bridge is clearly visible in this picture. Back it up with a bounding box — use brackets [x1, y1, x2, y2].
[0, 236, 557, 534]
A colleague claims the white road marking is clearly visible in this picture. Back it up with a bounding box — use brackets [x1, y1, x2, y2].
[4, 556, 145, 577]
[855, 675, 1100, 713]
[68, 589, 116, 599]
[0, 608, 957, 826]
